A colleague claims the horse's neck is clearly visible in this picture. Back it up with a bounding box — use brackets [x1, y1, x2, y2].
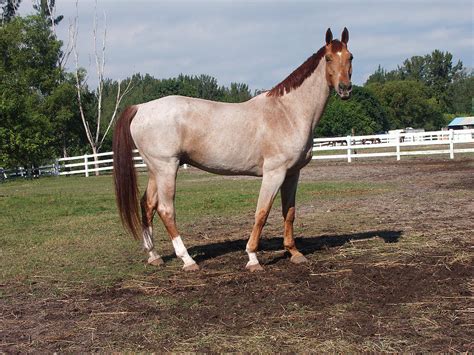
[280, 61, 330, 133]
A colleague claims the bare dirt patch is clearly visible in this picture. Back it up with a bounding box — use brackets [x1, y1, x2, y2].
[1, 157, 473, 352]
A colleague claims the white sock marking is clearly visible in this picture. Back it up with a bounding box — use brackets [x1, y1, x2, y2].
[246, 243, 260, 267]
[142, 228, 154, 251]
[172, 236, 196, 267]
[148, 250, 162, 264]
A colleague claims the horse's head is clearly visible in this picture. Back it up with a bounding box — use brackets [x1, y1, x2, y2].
[324, 28, 353, 100]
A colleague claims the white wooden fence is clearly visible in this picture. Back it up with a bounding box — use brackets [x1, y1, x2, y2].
[312, 129, 474, 162]
[0, 163, 57, 179]
[57, 150, 146, 177]
[45, 128, 474, 177]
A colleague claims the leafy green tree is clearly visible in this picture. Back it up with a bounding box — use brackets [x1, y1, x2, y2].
[447, 71, 474, 115]
[222, 82, 252, 103]
[0, 15, 63, 168]
[315, 86, 388, 137]
[366, 50, 464, 114]
[365, 65, 387, 85]
[365, 64, 401, 85]
[350, 86, 390, 131]
[365, 64, 402, 85]
[44, 73, 91, 157]
[399, 55, 426, 81]
[424, 50, 463, 110]
[366, 80, 444, 130]
[195, 74, 221, 100]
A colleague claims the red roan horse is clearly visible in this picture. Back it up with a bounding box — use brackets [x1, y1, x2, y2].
[113, 28, 353, 271]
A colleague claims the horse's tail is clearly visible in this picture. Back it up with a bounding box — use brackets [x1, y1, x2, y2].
[112, 105, 141, 240]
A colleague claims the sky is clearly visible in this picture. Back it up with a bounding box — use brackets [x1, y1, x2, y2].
[21, 0, 474, 92]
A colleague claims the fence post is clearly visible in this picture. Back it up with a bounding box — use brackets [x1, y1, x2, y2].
[54, 159, 60, 176]
[449, 129, 454, 159]
[84, 154, 89, 177]
[396, 133, 401, 161]
[346, 135, 352, 163]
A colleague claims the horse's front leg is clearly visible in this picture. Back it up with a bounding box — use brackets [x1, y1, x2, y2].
[246, 168, 287, 272]
[281, 171, 308, 264]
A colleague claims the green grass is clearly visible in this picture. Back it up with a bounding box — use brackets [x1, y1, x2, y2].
[0, 171, 387, 287]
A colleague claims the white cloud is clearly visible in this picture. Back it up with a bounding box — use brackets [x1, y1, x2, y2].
[19, 0, 472, 90]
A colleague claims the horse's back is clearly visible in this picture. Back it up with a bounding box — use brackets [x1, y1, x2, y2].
[130, 95, 264, 175]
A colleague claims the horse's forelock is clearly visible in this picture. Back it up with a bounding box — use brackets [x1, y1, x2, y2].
[329, 40, 345, 53]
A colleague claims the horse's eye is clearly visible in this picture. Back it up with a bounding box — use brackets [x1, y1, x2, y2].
[349, 54, 354, 61]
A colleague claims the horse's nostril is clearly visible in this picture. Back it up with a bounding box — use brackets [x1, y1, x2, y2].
[339, 82, 352, 92]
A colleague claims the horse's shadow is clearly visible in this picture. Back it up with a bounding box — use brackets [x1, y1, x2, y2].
[162, 230, 402, 264]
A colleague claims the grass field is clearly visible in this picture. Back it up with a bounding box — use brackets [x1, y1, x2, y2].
[1, 158, 472, 352]
[0, 172, 382, 286]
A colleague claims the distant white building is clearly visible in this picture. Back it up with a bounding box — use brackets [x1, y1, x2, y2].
[388, 127, 425, 135]
[448, 117, 474, 130]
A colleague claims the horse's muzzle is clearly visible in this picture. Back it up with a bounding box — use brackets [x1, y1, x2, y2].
[338, 82, 352, 100]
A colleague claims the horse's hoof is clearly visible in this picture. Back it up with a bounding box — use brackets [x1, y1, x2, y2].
[290, 254, 308, 264]
[246, 263, 264, 272]
[183, 263, 200, 272]
[148, 256, 164, 266]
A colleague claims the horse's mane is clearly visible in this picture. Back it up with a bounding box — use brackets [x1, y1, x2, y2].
[267, 42, 339, 97]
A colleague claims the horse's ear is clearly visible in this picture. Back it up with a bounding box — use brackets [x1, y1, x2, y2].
[325, 28, 333, 45]
[341, 27, 349, 44]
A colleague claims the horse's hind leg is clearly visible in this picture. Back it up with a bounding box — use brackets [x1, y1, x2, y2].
[281, 172, 307, 264]
[141, 175, 164, 266]
[155, 159, 199, 271]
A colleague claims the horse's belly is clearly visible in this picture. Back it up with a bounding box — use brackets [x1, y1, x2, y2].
[183, 147, 263, 177]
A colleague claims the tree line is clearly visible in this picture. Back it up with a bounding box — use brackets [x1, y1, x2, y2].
[0, 3, 251, 169]
[317, 50, 473, 137]
[1, 1, 472, 169]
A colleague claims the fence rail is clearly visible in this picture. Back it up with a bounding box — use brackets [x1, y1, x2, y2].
[57, 150, 146, 177]
[2, 129, 473, 179]
[312, 129, 474, 162]
[1, 163, 58, 180]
